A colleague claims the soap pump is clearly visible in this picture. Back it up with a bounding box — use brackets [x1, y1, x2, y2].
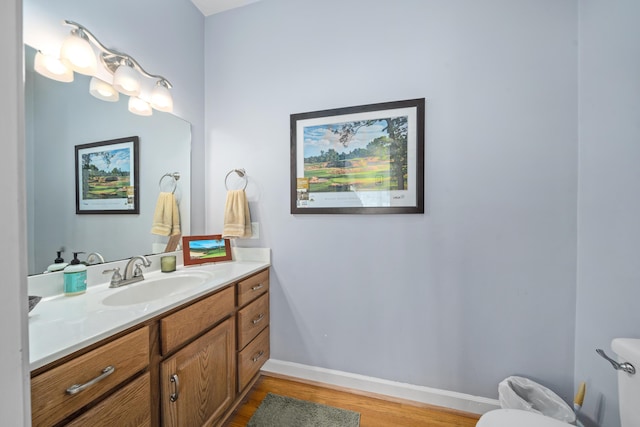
[63, 252, 87, 296]
[46, 250, 68, 273]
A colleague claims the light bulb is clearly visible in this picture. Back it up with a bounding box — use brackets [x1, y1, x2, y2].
[34, 51, 73, 82]
[113, 62, 141, 96]
[59, 30, 97, 75]
[150, 81, 173, 112]
[89, 77, 119, 102]
[128, 96, 152, 116]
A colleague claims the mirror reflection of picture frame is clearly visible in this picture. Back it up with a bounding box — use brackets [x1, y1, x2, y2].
[182, 235, 232, 266]
[75, 136, 140, 214]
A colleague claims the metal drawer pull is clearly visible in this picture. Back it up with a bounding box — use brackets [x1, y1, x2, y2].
[170, 374, 180, 402]
[252, 313, 265, 324]
[66, 365, 115, 395]
[251, 284, 264, 291]
[252, 350, 265, 363]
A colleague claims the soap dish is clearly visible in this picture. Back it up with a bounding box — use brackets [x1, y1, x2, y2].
[29, 295, 42, 312]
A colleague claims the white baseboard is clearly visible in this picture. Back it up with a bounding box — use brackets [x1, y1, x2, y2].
[262, 359, 500, 415]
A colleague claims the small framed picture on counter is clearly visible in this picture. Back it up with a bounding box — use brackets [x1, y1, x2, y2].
[182, 235, 232, 266]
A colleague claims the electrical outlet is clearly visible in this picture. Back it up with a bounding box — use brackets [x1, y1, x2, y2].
[250, 222, 259, 239]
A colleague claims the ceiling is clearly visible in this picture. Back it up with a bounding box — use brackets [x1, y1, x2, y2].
[190, 0, 261, 16]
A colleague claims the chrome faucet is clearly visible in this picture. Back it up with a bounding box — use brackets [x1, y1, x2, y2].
[103, 255, 152, 288]
[85, 252, 105, 265]
[123, 255, 152, 281]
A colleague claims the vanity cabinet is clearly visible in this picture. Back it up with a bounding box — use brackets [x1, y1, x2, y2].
[31, 267, 270, 427]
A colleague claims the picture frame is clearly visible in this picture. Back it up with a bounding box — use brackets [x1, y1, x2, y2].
[290, 98, 425, 214]
[182, 235, 232, 266]
[75, 136, 140, 214]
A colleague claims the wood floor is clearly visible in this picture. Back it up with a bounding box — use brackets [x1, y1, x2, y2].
[223, 374, 480, 426]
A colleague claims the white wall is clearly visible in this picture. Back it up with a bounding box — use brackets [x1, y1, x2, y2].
[23, 0, 206, 234]
[205, 0, 579, 400]
[0, 0, 30, 424]
[575, 1, 640, 426]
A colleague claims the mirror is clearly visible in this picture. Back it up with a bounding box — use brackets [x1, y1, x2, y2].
[25, 45, 191, 275]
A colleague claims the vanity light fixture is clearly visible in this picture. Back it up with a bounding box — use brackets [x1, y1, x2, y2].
[34, 20, 174, 115]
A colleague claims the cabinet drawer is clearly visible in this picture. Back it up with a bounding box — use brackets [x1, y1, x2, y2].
[31, 326, 149, 427]
[66, 372, 151, 427]
[160, 286, 234, 355]
[238, 326, 270, 391]
[237, 292, 269, 350]
[237, 269, 269, 307]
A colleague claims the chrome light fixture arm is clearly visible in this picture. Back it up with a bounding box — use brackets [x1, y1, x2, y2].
[63, 20, 172, 88]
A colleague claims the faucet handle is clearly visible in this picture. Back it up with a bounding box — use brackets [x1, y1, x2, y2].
[133, 263, 146, 278]
[103, 267, 123, 287]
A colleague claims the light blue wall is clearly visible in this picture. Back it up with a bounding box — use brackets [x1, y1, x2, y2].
[575, 1, 640, 427]
[23, 0, 206, 235]
[13, 1, 640, 425]
[205, 0, 579, 401]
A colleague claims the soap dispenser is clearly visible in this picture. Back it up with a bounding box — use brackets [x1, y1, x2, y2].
[46, 250, 68, 273]
[63, 252, 87, 296]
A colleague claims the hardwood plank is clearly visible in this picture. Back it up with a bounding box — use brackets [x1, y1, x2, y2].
[223, 374, 480, 427]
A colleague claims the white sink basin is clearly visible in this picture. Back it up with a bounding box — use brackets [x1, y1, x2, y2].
[101, 271, 213, 306]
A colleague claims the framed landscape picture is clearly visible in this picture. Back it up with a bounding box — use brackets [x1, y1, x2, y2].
[182, 235, 232, 266]
[75, 136, 139, 214]
[290, 98, 425, 214]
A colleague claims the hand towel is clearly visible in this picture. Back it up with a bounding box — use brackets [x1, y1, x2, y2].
[151, 192, 181, 236]
[222, 189, 252, 239]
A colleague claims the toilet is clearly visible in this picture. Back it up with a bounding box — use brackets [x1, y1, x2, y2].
[476, 409, 572, 426]
[477, 338, 640, 427]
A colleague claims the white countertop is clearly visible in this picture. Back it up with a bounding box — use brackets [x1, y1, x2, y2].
[29, 252, 270, 371]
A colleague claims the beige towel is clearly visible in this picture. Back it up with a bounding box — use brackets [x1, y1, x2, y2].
[222, 190, 252, 239]
[151, 192, 181, 236]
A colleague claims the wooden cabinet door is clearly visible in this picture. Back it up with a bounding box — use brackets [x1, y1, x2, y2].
[161, 317, 236, 427]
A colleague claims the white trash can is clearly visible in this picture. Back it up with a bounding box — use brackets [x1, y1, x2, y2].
[498, 376, 576, 424]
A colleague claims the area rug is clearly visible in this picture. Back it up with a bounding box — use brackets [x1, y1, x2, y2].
[247, 393, 360, 427]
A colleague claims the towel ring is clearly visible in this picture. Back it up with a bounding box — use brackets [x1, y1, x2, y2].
[159, 172, 180, 194]
[225, 168, 248, 191]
